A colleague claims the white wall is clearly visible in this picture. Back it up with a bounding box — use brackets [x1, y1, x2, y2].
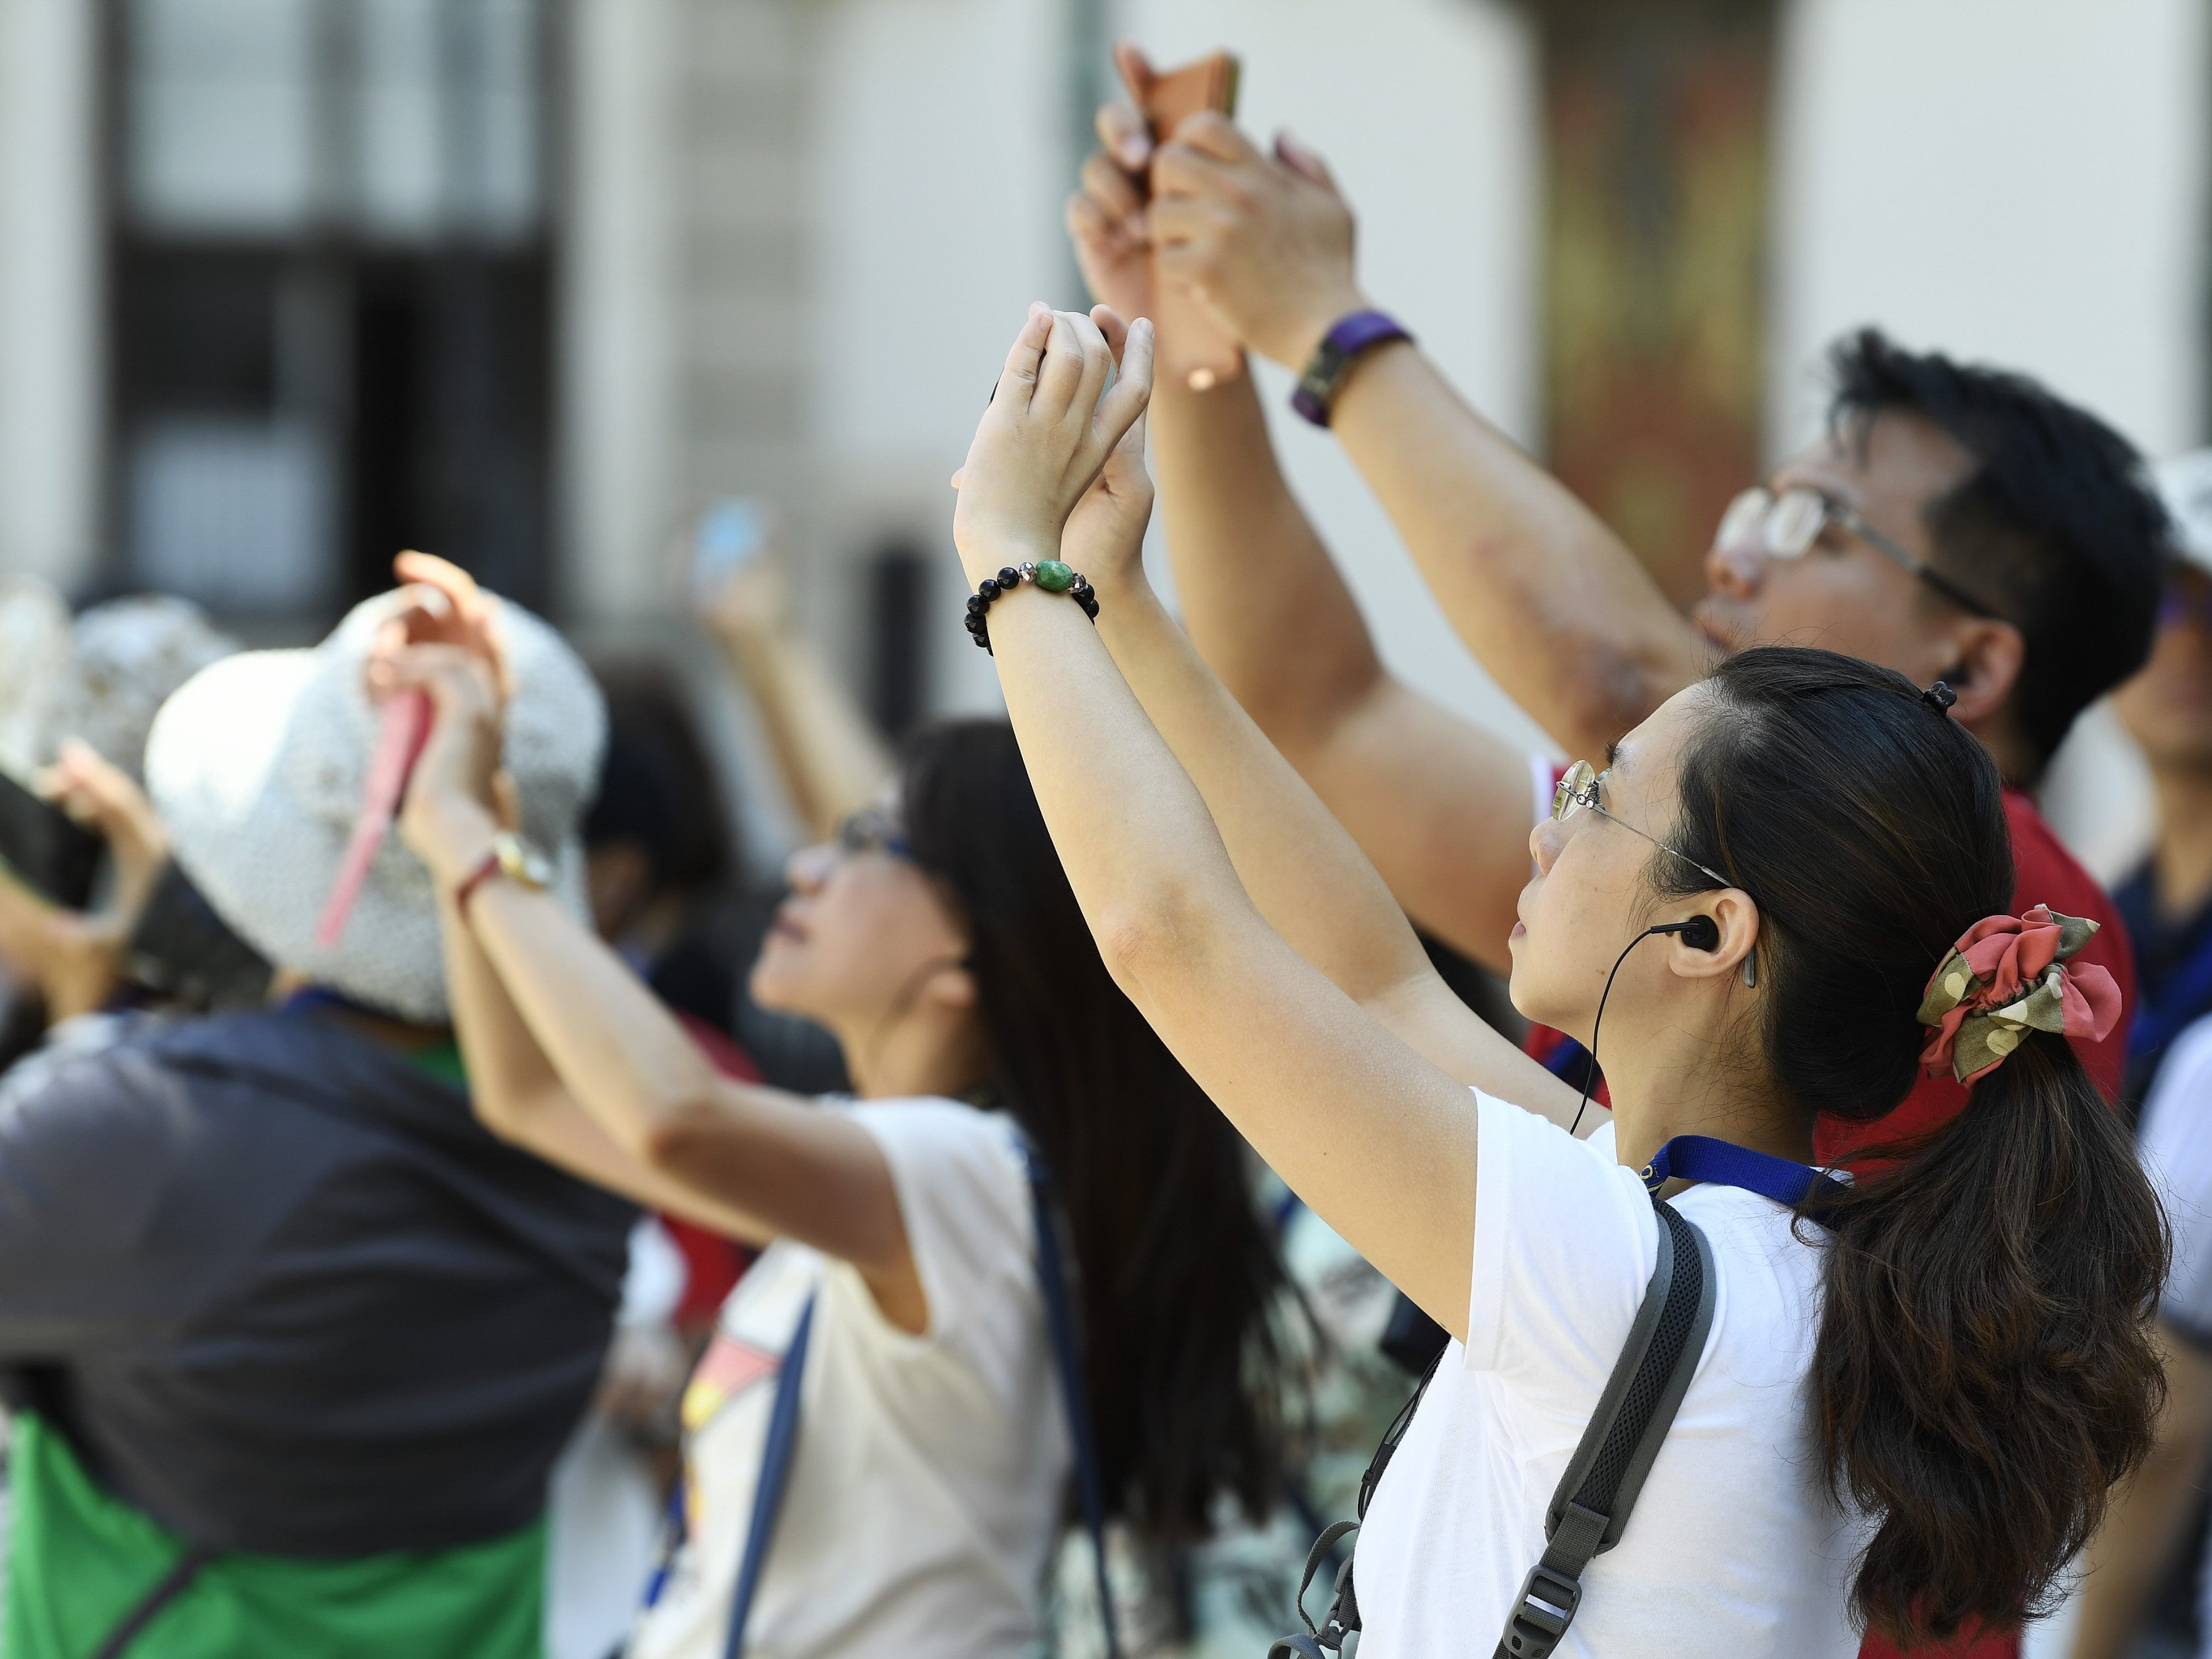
[1768, 0, 2209, 459]
[560, 0, 683, 618]
[800, 0, 1549, 747]
[1116, 0, 1549, 753]
[803, 0, 1075, 714]
[0, 0, 102, 590]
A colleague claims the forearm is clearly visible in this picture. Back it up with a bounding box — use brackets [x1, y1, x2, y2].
[1096, 577, 1423, 1000]
[709, 625, 890, 843]
[1093, 576, 1577, 1117]
[1151, 373, 1386, 749]
[456, 878, 904, 1269]
[980, 579, 1481, 1332]
[439, 891, 764, 1233]
[1329, 344, 1707, 759]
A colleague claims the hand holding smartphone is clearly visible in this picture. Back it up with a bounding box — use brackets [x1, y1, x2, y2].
[0, 770, 103, 910]
[1127, 49, 1245, 393]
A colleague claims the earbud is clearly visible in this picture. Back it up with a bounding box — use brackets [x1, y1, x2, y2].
[1651, 915, 1720, 952]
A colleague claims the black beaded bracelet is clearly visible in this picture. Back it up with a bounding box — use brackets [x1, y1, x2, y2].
[964, 561, 1099, 653]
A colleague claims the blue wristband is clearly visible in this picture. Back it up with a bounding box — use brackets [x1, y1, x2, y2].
[1290, 310, 1413, 427]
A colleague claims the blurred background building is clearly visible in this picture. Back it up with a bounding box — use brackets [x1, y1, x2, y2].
[0, 0, 2204, 868]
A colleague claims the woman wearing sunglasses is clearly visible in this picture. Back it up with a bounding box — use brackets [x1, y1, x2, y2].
[946, 303, 2167, 1655]
[378, 640, 1293, 1657]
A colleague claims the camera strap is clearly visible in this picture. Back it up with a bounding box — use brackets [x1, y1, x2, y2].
[1268, 1196, 1714, 1659]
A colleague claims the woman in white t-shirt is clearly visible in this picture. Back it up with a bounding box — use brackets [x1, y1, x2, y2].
[942, 305, 2169, 1656]
[386, 658, 1297, 1655]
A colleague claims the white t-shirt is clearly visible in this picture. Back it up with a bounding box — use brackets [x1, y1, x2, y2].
[627, 1098, 1068, 1659]
[2140, 1017, 2212, 1348]
[1350, 1091, 1867, 1658]
[2137, 1017, 2212, 1648]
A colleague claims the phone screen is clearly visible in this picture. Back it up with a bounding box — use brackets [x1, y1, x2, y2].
[0, 770, 102, 910]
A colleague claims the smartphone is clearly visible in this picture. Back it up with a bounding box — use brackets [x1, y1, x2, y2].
[684, 498, 773, 605]
[0, 769, 102, 910]
[127, 861, 272, 1011]
[1135, 50, 1245, 392]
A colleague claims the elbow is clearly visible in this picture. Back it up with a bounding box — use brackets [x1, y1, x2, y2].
[1091, 883, 1222, 1010]
[634, 1088, 736, 1177]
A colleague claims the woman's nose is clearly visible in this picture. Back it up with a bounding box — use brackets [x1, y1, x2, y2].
[1530, 815, 1565, 875]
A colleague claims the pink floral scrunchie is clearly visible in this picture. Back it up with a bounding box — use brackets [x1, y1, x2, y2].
[1915, 905, 2122, 1085]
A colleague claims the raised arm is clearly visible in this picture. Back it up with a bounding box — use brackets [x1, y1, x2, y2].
[694, 544, 891, 844]
[1141, 109, 1709, 763]
[954, 304, 1511, 1337]
[1069, 87, 1549, 973]
[1059, 326, 1576, 1114]
[374, 561, 928, 1327]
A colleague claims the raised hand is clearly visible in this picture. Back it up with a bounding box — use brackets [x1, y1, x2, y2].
[1150, 117, 1365, 370]
[387, 550, 510, 697]
[952, 305, 1155, 587]
[374, 644, 509, 892]
[1066, 45, 1159, 326]
[1061, 307, 1157, 595]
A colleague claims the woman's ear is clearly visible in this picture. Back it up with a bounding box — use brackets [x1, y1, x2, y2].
[1666, 890, 1759, 986]
[923, 956, 979, 1015]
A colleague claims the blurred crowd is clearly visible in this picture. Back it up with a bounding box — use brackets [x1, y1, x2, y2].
[9, 35, 2212, 1659]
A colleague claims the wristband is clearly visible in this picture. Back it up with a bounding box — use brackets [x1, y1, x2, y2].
[964, 562, 1098, 655]
[455, 831, 554, 917]
[1290, 310, 1413, 427]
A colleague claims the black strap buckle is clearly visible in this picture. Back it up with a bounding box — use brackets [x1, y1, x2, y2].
[1500, 1565, 1582, 1658]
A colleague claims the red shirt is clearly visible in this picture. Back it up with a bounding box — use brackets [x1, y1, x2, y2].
[663, 1015, 765, 1334]
[1526, 789, 2130, 1659]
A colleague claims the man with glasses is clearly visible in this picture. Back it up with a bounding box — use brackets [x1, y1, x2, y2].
[1066, 78, 2162, 1169]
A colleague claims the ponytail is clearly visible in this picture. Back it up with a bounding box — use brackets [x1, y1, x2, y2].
[1813, 1033, 2166, 1644]
[1655, 648, 2170, 1647]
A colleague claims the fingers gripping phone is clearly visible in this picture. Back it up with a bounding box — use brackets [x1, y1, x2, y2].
[1134, 51, 1245, 392]
[0, 770, 102, 910]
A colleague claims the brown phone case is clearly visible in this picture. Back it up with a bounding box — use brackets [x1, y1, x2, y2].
[1143, 52, 1240, 143]
[1134, 51, 1244, 390]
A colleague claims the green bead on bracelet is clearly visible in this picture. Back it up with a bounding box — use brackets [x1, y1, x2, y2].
[964, 561, 1100, 653]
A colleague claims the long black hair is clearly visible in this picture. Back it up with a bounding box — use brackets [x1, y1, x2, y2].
[1651, 647, 2166, 1646]
[898, 719, 1290, 1539]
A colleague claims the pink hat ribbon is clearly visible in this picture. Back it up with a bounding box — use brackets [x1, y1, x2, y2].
[1915, 905, 2121, 1085]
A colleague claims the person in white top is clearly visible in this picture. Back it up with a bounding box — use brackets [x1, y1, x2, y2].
[945, 302, 2168, 1657]
[376, 568, 1297, 1659]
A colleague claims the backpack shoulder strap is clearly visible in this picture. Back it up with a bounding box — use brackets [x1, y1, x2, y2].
[1495, 1199, 1715, 1659]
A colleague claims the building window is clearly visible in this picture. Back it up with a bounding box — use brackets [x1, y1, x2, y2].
[107, 0, 556, 617]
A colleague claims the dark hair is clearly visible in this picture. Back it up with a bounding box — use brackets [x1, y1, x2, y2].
[1827, 329, 2167, 775]
[584, 674, 737, 895]
[1654, 646, 2167, 1646]
[898, 719, 1290, 1540]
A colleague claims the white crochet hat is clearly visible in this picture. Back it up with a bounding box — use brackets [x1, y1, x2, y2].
[145, 590, 605, 1024]
[0, 583, 236, 784]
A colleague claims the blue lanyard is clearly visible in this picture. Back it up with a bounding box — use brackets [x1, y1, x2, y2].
[1638, 1134, 1848, 1217]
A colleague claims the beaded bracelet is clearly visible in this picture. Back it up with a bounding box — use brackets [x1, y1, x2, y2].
[964, 561, 1099, 653]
